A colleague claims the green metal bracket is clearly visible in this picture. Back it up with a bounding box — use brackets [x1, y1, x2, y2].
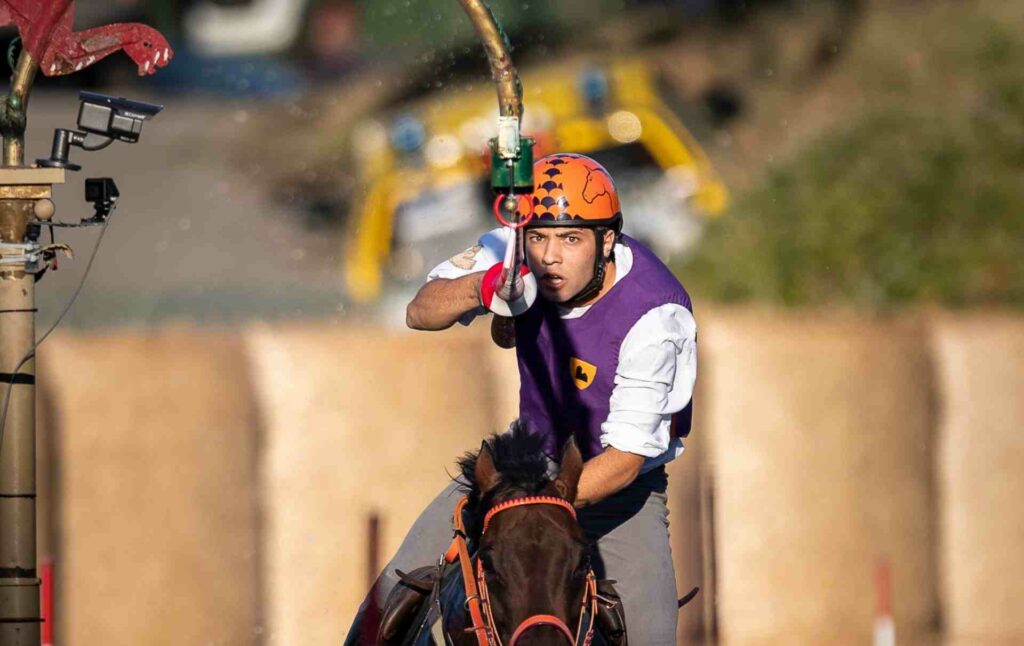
[490, 136, 535, 194]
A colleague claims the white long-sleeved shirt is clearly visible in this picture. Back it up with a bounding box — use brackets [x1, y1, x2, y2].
[427, 228, 696, 472]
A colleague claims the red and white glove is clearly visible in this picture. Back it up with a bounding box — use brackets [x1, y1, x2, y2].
[479, 261, 537, 317]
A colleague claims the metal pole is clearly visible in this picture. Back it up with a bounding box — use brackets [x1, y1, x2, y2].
[4, 51, 37, 167]
[0, 18, 168, 641]
[0, 48, 41, 646]
[0, 266, 37, 646]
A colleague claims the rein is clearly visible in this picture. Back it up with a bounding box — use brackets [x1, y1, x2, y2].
[444, 495, 598, 646]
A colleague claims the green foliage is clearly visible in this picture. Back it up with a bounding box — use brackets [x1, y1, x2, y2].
[681, 7, 1024, 308]
[359, 0, 624, 57]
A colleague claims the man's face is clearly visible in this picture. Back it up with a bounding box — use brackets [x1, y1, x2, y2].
[525, 227, 598, 303]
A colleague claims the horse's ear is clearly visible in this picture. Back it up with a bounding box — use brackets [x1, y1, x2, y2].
[474, 441, 501, 495]
[554, 437, 583, 502]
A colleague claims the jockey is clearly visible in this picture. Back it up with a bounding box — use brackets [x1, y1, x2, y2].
[347, 153, 696, 645]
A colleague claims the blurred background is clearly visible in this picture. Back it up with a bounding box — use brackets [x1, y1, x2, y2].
[9, 0, 1023, 644]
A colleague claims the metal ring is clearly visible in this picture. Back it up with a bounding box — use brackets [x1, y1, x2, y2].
[489, 193, 532, 228]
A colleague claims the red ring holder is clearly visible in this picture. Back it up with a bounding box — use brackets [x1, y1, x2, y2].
[492, 194, 534, 228]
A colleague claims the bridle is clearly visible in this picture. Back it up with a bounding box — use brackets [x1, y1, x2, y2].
[444, 495, 599, 646]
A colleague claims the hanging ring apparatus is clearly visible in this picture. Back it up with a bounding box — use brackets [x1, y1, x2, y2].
[477, 99, 537, 317]
[457, 0, 538, 318]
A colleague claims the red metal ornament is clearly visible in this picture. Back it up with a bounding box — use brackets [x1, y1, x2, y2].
[0, 0, 172, 77]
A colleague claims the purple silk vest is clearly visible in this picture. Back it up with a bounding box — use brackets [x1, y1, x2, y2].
[514, 235, 693, 461]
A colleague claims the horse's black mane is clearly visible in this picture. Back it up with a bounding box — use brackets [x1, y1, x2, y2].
[455, 421, 554, 536]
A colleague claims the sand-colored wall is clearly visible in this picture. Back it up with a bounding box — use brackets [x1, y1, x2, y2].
[932, 314, 1024, 646]
[245, 324, 504, 645]
[702, 311, 938, 645]
[27, 311, 1024, 645]
[39, 329, 260, 646]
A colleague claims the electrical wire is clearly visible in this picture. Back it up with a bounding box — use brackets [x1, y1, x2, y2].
[0, 206, 116, 461]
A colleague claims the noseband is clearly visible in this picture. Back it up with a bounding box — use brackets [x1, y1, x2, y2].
[445, 495, 598, 646]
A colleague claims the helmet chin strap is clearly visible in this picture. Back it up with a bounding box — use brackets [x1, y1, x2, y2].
[563, 228, 613, 308]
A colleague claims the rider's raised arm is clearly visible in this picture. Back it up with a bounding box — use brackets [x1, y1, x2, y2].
[406, 228, 510, 331]
[406, 272, 486, 330]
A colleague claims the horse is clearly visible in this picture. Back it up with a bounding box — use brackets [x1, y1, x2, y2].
[377, 425, 626, 645]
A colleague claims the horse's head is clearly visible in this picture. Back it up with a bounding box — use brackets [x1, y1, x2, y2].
[458, 427, 588, 645]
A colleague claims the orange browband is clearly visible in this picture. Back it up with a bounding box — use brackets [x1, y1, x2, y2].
[482, 495, 577, 533]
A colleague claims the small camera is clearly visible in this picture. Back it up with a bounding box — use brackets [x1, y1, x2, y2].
[83, 177, 120, 223]
[77, 92, 163, 144]
[37, 92, 163, 171]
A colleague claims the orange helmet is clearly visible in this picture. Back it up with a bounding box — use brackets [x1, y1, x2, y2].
[523, 153, 623, 306]
[526, 153, 623, 231]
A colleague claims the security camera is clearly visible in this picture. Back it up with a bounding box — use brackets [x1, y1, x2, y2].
[77, 92, 163, 144]
[37, 92, 163, 171]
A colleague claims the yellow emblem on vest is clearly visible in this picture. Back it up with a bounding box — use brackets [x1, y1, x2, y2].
[570, 357, 597, 390]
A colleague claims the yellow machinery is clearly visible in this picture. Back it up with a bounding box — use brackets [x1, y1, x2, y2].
[344, 58, 728, 303]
